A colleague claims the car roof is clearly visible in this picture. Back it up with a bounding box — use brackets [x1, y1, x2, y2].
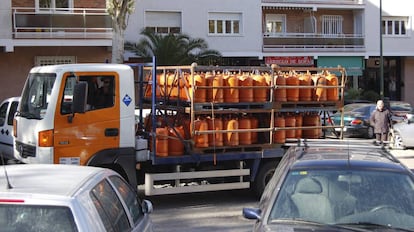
[0, 164, 111, 198]
[286, 140, 408, 172]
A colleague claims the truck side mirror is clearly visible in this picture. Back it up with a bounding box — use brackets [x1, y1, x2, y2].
[72, 81, 88, 114]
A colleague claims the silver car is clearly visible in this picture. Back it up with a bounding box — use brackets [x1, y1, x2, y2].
[0, 164, 153, 231]
[390, 113, 414, 149]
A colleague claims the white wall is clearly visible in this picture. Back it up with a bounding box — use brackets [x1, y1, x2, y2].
[365, 0, 414, 57]
[125, 0, 262, 58]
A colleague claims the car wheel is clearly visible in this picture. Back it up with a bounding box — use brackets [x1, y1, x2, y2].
[252, 160, 278, 198]
[391, 132, 406, 150]
[366, 126, 374, 139]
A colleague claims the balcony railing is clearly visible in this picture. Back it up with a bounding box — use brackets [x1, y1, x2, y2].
[263, 33, 365, 52]
[12, 7, 112, 39]
[262, 0, 363, 4]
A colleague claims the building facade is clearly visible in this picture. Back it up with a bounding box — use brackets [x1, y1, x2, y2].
[0, 0, 413, 107]
[125, 0, 414, 106]
[0, 0, 112, 100]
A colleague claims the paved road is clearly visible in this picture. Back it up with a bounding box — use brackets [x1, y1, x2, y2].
[388, 148, 414, 168]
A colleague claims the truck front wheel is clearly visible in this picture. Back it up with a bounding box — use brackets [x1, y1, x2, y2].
[252, 161, 278, 198]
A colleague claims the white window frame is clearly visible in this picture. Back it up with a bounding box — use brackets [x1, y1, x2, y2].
[265, 14, 286, 35]
[208, 12, 242, 36]
[35, 56, 76, 66]
[382, 16, 409, 37]
[321, 15, 343, 35]
[35, 0, 74, 12]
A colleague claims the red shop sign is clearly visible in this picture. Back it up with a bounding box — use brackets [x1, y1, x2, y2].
[265, 56, 314, 66]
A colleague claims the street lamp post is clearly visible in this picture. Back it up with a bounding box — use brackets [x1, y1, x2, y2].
[379, 0, 384, 98]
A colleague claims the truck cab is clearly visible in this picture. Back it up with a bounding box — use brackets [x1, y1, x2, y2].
[13, 64, 137, 183]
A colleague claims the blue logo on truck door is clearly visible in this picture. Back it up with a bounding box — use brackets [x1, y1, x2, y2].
[123, 94, 132, 106]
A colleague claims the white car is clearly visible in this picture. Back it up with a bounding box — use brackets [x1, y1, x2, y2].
[0, 164, 154, 231]
[0, 97, 20, 162]
[390, 113, 414, 149]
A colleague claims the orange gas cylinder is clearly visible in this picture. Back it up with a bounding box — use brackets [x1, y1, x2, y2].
[223, 74, 239, 103]
[193, 118, 209, 148]
[294, 114, 303, 138]
[224, 117, 239, 146]
[239, 116, 252, 145]
[238, 74, 254, 102]
[168, 126, 185, 156]
[303, 114, 321, 139]
[285, 73, 299, 102]
[284, 115, 296, 139]
[188, 73, 206, 102]
[273, 116, 286, 144]
[155, 127, 168, 157]
[206, 72, 224, 103]
[326, 72, 339, 101]
[274, 74, 287, 102]
[250, 116, 259, 144]
[312, 75, 327, 101]
[206, 116, 223, 147]
[298, 73, 312, 101]
[253, 74, 268, 102]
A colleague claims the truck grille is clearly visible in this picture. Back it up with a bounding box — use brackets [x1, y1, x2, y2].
[15, 141, 36, 158]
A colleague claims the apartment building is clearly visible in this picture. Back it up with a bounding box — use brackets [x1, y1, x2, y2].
[126, 0, 414, 105]
[0, 0, 112, 100]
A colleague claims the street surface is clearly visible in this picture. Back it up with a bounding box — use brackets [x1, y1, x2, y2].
[146, 140, 414, 232]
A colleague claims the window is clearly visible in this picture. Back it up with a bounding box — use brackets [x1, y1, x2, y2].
[208, 12, 242, 35]
[265, 14, 286, 34]
[0, 102, 8, 126]
[321, 15, 343, 35]
[60, 75, 115, 114]
[0, 205, 77, 231]
[109, 176, 144, 224]
[37, 0, 74, 11]
[90, 180, 131, 231]
[382, 17, 408, 36]
[145, 11, 181, 34]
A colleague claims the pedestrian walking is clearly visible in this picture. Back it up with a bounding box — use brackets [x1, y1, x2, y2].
[370, 100, 392, 146]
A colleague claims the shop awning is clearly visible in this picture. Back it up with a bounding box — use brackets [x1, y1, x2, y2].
[317, 56, 364, 76]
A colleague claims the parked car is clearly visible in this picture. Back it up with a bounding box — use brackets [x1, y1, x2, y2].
[389, 101, 413, 124]
[390, 113, 414, 149]
[329, 103, 376, 138]
[0, 164, 154, 231]
[243, 140, 414, 231]
[0, 97, 20, 162]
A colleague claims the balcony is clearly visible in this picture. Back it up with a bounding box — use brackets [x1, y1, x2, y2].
[262, 0, 363, 4]
[263, 33, 365, 52]
[12, 7, 112, 39]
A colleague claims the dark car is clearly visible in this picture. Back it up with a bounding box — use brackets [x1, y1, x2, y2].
[243, 140, 414, 231]
[329, 103, 376, 138]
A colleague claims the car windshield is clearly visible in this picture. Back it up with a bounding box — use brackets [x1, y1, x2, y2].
[0, 204, 77, 231]
[19, 73, 56, 120]
[269, 169, 414, 230]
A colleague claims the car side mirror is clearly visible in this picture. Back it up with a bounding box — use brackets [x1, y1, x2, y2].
[142, 199, 153, 214]
[72, 82, 88, 114]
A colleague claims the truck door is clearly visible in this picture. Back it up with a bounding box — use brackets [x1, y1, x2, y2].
[54, 72, 120, 165]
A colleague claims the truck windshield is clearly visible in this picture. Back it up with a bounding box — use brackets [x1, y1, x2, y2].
[19, 73, 56, 119]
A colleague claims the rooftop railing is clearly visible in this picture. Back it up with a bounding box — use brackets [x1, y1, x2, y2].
[12, 7, 112, 39]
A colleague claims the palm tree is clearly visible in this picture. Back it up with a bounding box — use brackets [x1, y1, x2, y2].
[125, 29, 221, 65]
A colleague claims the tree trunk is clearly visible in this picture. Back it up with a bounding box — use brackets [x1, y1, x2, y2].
[112, 24, 124, 64]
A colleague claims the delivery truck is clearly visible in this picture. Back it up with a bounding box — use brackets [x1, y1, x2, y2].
[13, 58, 345, 196]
